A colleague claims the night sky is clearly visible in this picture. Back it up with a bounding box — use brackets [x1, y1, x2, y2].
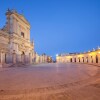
[0, 0, 100, 59]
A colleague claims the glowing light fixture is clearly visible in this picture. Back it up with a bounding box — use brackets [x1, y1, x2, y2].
[56, 54, 58, 56]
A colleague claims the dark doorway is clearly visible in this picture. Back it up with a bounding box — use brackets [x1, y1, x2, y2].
[96, 55, 98, 63]
[70, 58, 72, 62]
[78, 58, 80, 62]
[82, 57, 84, 62]
[5, 54, 6, 63]
[74, 58, 76, 62]
[91, 56, 93, 63]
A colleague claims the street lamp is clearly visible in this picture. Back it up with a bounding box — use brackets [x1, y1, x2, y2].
[56, 54, 58, 56]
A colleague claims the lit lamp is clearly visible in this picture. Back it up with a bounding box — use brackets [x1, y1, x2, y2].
[56, 54, 58, 56]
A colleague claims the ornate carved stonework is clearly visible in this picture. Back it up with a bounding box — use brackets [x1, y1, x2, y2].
[0, 9, 34, 66]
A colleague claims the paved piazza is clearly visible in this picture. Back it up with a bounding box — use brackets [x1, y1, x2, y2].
[0, 63, 100, 100]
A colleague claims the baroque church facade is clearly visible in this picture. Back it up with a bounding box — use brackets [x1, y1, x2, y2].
[0, 9, 34, 67]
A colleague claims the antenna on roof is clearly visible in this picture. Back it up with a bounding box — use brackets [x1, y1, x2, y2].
[7, 8, 10, 11]
[7, 8, 11, 13]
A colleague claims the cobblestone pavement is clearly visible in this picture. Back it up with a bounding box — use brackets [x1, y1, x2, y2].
[0, 63, 100, 100]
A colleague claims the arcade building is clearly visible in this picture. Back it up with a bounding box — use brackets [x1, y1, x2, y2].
[56, 48, 100, 64]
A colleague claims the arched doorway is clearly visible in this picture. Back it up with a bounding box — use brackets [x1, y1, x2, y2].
[12, 52, 16, 64]
[5, 54, 6, 63]
[91, 56, 93, 63]
[74, 58, 76, 62]
[82, 57, 84, 63]
[78, 57, 80, 62]
[70, 58, 72, 62]
[96, 55, 98, 63]
[21, 51, 25, 63]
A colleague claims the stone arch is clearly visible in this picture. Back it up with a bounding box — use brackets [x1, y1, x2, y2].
[96, 55, 98, 63]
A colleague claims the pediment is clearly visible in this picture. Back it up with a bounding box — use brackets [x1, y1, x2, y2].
[14, 12, 30, 25]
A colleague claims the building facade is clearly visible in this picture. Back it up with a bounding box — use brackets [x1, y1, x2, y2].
[34, 52, 52, 64]
[56, 48, 100, 64]
[0, 9, 34, 67]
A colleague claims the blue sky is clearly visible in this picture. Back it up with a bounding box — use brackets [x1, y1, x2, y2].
[0, 0, 100, 59]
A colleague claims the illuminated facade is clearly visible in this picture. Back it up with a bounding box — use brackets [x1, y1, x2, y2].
[56, 48, 100, 64]
[0, 9, 34, 67]
[34, 53, 52, 63]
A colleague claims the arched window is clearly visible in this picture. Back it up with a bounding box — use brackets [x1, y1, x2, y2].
[21, 32, 24, 38]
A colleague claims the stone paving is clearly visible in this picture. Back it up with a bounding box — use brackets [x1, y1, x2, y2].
[0, 63, 100, 100]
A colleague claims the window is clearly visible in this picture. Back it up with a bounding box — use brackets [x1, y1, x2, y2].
[21, 32, 24, 38]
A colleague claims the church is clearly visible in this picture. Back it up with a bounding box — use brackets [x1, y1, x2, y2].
[0, 9, 34, 67]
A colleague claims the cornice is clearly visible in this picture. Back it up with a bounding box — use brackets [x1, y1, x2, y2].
[6, 11, 30, 27]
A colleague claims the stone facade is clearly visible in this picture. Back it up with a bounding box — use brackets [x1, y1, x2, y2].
[56, 48, 100, 64]
[0, 9, 34, 67]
